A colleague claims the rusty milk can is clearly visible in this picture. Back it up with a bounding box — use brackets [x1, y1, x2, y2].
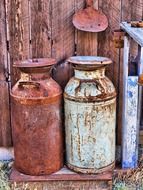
[64, 56, 116, 174]
[11, 58, 63, 176]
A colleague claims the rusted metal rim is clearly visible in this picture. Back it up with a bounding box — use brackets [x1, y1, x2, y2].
[11, 94, 62, 105]
[64, 93, 116, 103]
[67, 162, 115, 174]
[68, 56, 112, 69]
[73, 7, 108, 32]
[14, 58, 56, 68]
[138, 74, 143, 86]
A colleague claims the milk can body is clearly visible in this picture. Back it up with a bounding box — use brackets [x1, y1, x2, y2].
[64, 56, 116, 174]
[11, 59, 63, 176]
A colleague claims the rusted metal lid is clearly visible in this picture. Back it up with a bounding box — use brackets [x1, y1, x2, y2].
[68, 56, 112, 66]
[73, 6, 108, 32]
[14, 58, 56, 68]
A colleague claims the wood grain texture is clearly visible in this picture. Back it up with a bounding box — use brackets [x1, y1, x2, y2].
[11, 181, 112, 190]
[30, 0, 52, 58]
[51, 0, 75, 61]
[10, 167, 112, 182]
[0, 81, 11, 146]
[122, 77, 139, 168]
[121, 22, 143, 47]
[0, 0, 12, 147]
[98, 0, 122, 145]
[98, 0, 121, 82]
[76, 0, 98, 56]
[119, 0, 143, 145]
[8, 0, 30, 84]
[0, 0, 8, 81]
[121, 0, 143, 58]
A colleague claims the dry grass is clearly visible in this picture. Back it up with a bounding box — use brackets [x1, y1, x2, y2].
[113, 157, 143, 190]
[0, 161, 12, 190]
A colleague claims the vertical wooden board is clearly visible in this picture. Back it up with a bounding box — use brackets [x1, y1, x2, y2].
[119, 0, 143, 145]
[122, 0, 143, 21]
[98, 0, 121, 145]
[76, 0, 98, 56]
[0, 0, 8, 81]
[30, 0, 52, 58]
[98, 0, 121, 83]
[76, 31, 98, 56]
[122, 77, 139, 168]
[0, 81, 12, 146]
[8, 0, 30, 83]
[51, 0, 75, 61]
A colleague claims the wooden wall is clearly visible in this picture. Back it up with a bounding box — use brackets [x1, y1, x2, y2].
[0, 0, 143, 147]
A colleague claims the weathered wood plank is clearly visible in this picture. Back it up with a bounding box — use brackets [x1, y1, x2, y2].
[8, 0, 30, 84]
[10, 167, 112, 182]
[122, 35, 139, 168]
[121, 0, 143, 57]
[122, 76, 139, 168]
[98, 0, 121, 82]
[0, 0, 8, 81]
[30, 0, 52, 58]
[0, 0, 12, 147]
[51, 0, 75, 61]
[98, 0, 122, 145]
[11, 181, 112, 190]
[0, 81, 12, 146]
[76, 0, 98, 56]
[119, 0, 143, 146]
[121, 22, 143, 47]
[122, 0, 143, 21]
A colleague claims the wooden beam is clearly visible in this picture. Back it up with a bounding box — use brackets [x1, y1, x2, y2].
[10, 167, 112, 182]
[10, 180, 112, 190]
[122, 35, 139, 168]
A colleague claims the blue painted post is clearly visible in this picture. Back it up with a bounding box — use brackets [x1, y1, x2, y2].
[122, 77, 139, 168]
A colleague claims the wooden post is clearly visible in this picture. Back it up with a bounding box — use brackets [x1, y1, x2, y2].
[122, 36, 139, 168]
[0, 0, 12, 147]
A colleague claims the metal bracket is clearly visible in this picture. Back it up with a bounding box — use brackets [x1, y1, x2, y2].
[113, 30, 125, 48]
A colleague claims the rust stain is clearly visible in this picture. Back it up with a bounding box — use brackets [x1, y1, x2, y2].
[77, 114, 82, 162]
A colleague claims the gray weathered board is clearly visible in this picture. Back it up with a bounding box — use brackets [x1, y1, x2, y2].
[121, 22, 143, 47]
[121, 23, 143, 168]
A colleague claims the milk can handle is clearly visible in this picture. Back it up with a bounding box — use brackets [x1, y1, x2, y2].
[75, 79, 105, 94]
[18, 81, 40, 89]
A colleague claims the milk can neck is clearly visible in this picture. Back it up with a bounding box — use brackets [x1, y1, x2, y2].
[74, 67, 105, 80]
[20, 70, 51, 81]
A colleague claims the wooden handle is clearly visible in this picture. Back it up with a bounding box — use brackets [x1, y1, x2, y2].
[86, 0, 93, 7]
[18, 81, 40, 89]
